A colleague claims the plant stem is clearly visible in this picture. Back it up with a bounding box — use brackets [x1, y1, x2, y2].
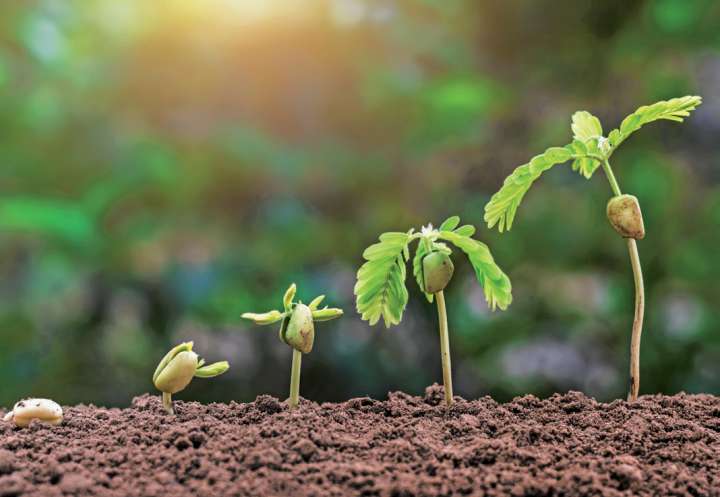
[626, 238, 645, 402]
[602, 159, 645, 402]
[602, 159, 622, 197]
[435, 290, 453, 406]
[289, 348, 302, 410]
[162, 392, 174, 415]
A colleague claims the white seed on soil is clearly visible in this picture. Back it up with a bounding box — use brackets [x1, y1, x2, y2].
[4, 399, 63, 428]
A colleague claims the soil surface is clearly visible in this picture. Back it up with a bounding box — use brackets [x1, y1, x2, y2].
[1, 385, 719, 496]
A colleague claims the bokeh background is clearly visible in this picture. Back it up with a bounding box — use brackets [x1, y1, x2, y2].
[1, 0, 719, 408]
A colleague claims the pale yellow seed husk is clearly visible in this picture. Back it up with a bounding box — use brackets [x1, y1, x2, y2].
[7, 398, 63, 428]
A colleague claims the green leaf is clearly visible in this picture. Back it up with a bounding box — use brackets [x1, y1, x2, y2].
[611, 95, 702, 146]
[412, 238, 434, 303]
[438, 231, 512, 311]
[453, 224, 476, 237]
[484, 146, 572, 232]
[571, 111, 603, 142]
[355, 232, 411, 327]
[241, 310, 284, 325]
[283, 283, 297, 311]
[439, 216, 460, 231]
[568, 138, 602, 179]
[308, 295, 325, 311]
[311, 307, 343, 321]
[194, 361, 230, 378]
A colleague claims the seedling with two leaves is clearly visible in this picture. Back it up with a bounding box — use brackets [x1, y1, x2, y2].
[355, 217, 512, 406]
[484, 95, 702, 401]
[242, 284, 343, 409]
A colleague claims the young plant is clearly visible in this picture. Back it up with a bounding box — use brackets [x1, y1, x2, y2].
[355, 217, 512, 406]
[153, 341, 230, 414]
[242, 284, 343, 409]
[484, 96, 702, 401]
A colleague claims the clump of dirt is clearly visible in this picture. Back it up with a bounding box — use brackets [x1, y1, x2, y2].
[1, 386, 719, 496]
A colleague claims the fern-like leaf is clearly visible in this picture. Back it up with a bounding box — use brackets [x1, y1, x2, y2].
[484, 146, 572, 232]
[612, 95, 702, 146]
[355, 231, 412, 327]
[438, 230, 512, 310]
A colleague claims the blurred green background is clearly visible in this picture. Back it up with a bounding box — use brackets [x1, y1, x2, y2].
[1, 0, 719, 408]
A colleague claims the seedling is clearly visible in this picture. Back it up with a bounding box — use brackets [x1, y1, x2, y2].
[484, 96, 702, 401]
[355, 217, 512, 406]
[152, 341, 229, 414]
[3, 398, 63, 428]
[242, 284, 343, 409]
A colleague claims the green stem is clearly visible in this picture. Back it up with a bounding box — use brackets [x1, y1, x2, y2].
[289, 348, 302, 409]
[435, 290, 453, 406]
[602, 159, 622, 197]
[601, 159, 645, 402]
[626, 238, 645, 401]
[162, 392, 174, 415]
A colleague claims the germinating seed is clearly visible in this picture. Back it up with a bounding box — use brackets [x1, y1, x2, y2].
[4, 398, 63, 428]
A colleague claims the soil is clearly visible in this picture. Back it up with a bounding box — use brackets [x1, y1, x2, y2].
[1, 385, 719, 497]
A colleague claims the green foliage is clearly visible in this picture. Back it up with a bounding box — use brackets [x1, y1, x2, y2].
[485, 96, 702, 232]
[437, 231, 512, 311]
[355, 217, 512, 328]
[355, 232, 412, 327]
[609, 96, 702, 149]
[571, 111, 603, 142]
[484, 146, 574, 232]
[242, 283, 343, 336]
[0, 197, 96, 246]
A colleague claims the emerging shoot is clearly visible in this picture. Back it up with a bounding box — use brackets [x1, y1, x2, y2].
[242, 283, 343, 409]
[355, 217, 513, 406]
[484, 96, 702, 401]
[3, 398, 63, 428]
[152, 341, 230, 414]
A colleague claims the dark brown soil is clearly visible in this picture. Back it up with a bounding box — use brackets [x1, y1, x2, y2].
[1, 385, 719, 496]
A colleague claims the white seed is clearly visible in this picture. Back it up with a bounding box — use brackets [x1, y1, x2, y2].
[5, 399, 63, 428]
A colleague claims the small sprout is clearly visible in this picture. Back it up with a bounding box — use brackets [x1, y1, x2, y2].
[355, 217, 512, 406]
[484, 96, 702, 401]
[152, 341, 229, 414]
[242, 284, 343, 409]
[3, 398, 63, 428]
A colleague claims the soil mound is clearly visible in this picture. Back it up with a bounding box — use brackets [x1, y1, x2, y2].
[1, 386, 718, 496]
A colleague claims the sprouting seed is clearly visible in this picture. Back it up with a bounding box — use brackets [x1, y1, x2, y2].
[3, 398, 63, 428]
[484, 96, 702, 401]
[355, 217, 512, 406]
[242, 283, 343, 409]
[152, 341, 230, 414]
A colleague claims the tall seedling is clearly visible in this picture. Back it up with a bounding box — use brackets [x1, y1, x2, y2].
[355, 217, 512, 406]
[484, 96, 702, 401]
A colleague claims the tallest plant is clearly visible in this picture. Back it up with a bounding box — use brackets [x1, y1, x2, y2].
[484, 96, 702, 401]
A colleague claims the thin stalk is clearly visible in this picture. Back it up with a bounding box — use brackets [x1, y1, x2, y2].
[162, 392, 174, 415]
[602, 159, 645, 402]
[626, 238, 645, 401]
[602, 159, 622, 197]
[435, 290, 453, 406]
[289, 348, 302, 409]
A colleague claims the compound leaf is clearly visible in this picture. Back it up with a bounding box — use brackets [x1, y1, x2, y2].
[612, 95, 702, 145]
[355, 232, 411, 327]
[484, 146, 572, 232]
[438, 230, 512, 311]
